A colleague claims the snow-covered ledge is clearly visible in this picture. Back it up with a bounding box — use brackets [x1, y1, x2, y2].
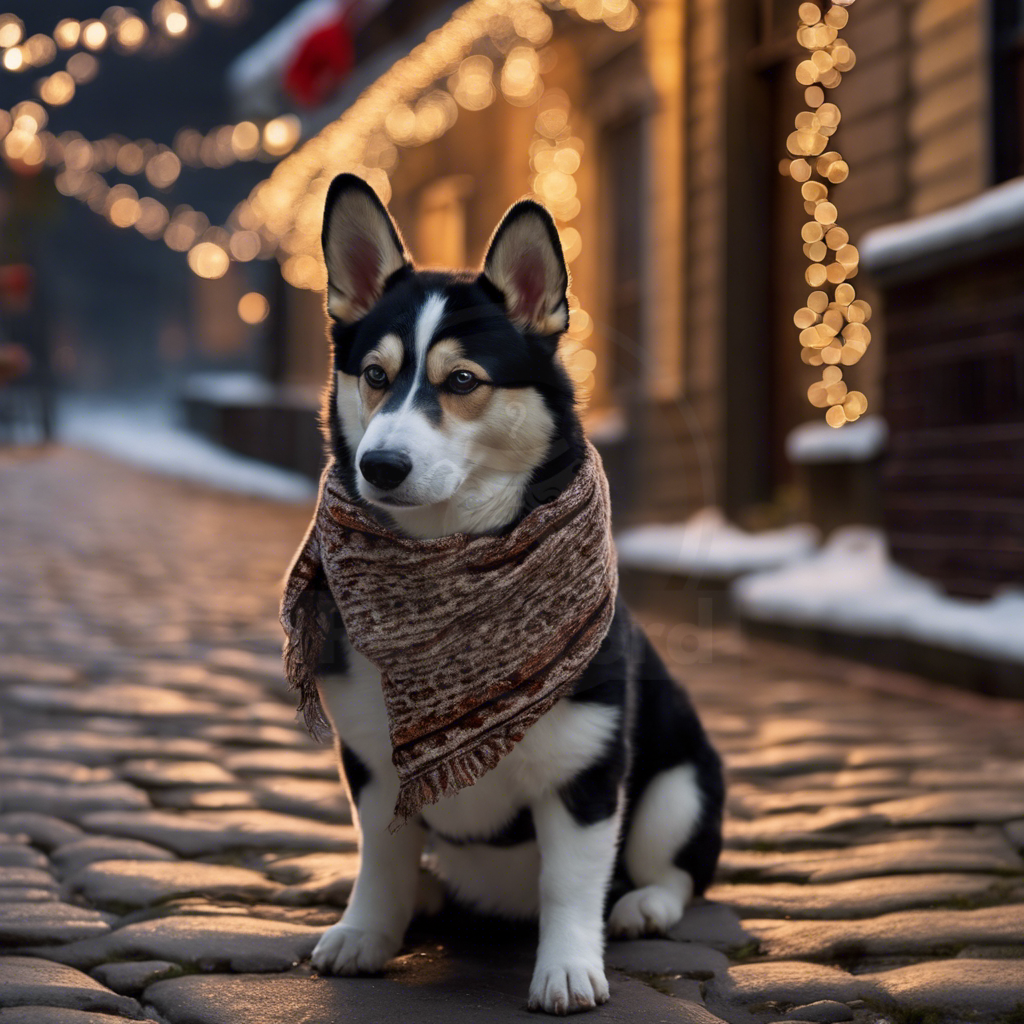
[616, 509, 819, 579]
[786, 415, 888, 465]
[860, 176, 1024, 282]
[734, 527, 1024, 666]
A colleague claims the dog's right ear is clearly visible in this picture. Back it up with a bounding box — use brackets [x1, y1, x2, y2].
[322, 173, 410, 324]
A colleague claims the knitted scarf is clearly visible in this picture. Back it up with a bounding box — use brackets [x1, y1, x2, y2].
[280, 440, 618, 825]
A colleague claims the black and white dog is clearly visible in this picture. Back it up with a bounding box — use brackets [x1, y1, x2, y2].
[307, 174, 724, 1015]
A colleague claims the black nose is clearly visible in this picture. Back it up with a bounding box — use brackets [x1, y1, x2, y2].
[360, 449, 412, 491]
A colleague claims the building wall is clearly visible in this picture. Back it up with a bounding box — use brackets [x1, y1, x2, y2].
[629, 0, 725, 524]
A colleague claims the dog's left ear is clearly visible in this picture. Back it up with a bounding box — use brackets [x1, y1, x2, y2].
[481, 200, 569, 339]
[322, 173, 411, 324]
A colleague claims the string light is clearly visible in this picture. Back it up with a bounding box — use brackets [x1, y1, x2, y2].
[2, 0, 637, 405]
[783, 0, 868, 428]
[1, 2, 239, 78]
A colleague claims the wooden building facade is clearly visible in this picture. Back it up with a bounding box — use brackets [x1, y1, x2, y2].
[216, 0, 1018, 596]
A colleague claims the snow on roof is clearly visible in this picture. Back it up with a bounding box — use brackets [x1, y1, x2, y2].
[860, 175, 1024, 277]
[786, 415, 888, 465]
[615, 508, 819, 578]
[733, 526, 1024, 665]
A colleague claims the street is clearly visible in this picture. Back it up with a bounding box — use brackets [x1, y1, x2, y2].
[1, 445, 1023, 1024]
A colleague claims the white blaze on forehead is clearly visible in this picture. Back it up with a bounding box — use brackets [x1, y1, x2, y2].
[413, 293, 447, 369]
[391, 291, 447, 420]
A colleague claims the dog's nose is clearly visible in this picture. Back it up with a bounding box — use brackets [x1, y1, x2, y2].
[360, 449, 412, 491]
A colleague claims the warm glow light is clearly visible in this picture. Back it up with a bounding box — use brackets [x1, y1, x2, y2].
[145, 150, 182, 188]
[109, 196, 141, 227]
[38, 72, 76, 106]
[12, 102, 46, 134]
[82, 20, 109, 50]
[67, 52, 100, 83]
[229, 231, 261, 261]
[0, 15, 23, 50]
[188, 241, 230, 278]
[24, 34, 57, 68]
[136, 197, 169, 237]
[262, 115, 300, 156]
[2, 47, 24, 72]
[231, 121, 260, 159]
[238, 291, 269, 324]
[54, 19, 81, 49]
[788, 0, 867, 424]
[116, 16, 149, 50]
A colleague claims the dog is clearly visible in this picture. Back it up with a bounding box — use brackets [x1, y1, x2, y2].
[304, 173, 724, 1015]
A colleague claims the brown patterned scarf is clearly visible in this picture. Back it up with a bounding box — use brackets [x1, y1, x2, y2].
[280, 440, 618, 825]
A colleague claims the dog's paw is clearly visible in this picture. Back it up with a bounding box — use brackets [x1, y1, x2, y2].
[528, 959, 609, 1015]
[608, 885, 684, 939]
[311, 922, 399, 975]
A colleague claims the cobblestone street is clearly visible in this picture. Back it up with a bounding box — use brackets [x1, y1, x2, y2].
[2, 445, 1023, 1024]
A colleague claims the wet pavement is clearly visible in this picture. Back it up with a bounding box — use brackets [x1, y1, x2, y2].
[1, 445, 1023, 1024]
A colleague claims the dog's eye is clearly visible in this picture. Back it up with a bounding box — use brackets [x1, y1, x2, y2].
[447, 370, 479, 395]
[363, 365, 389, 390]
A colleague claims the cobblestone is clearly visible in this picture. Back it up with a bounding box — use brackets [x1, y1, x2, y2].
[0, 956, 142, 1016]
[2, 447, 1024, 1023]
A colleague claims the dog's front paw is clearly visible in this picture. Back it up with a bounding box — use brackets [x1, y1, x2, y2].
[311, 922, 399, 975]
[608, 884, 684, 939]
[528, 958, 609, 1015]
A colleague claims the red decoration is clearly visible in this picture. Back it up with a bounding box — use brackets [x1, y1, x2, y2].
[284, 15, 355, 108]
[0, 264, 34, 312]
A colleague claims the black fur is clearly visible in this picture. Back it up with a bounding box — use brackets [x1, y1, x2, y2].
[339, 741, 372, 807]
[432, 806, 537, 848]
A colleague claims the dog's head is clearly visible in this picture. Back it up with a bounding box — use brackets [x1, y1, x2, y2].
[321, 173, 578, 536]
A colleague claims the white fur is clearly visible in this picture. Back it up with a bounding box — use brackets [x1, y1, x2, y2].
[608, 764, 701, 938]
[312, 652, 424, 976]
[314, 650, 623, 1009]
[529, 797, 618, 1013]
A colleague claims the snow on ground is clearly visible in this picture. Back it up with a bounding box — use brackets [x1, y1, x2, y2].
[58, 396, 317, 504]
[734, 526, 1024, 665]
[787, 415, 888, 464]
[615, 508, 819, 578]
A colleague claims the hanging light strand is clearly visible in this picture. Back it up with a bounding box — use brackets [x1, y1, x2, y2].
[782, 0, 868, 428]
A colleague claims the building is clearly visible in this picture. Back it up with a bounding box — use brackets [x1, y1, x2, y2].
[203, 0, 1019, 596]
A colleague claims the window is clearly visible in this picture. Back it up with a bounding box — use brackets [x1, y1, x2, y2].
[992, 0, 1024, 181]
[600, 113, 646, 394]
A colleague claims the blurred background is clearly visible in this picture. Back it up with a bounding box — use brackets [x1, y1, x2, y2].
[0, 0, 1021, 695]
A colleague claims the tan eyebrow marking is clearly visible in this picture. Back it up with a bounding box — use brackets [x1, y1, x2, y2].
[427, 338, 491, 388]
[361, 332, 403, 380]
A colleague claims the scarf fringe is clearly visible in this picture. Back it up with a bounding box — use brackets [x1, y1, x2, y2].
[282, 581, 332, 741]
[389, 728, 520, 830]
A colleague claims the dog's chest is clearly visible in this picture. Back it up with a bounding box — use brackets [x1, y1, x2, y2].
[319, 647, 619, 840]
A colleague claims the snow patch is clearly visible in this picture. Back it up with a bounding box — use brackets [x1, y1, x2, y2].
[787, 415, 888, 464]
[734, 527, 1024, 665]
[59, 398, 317, 504]
[616, 508, 819, 578]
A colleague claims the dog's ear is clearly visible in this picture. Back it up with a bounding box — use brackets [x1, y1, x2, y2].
[322, 173, 410, 324]
[481, 200, 569, 338]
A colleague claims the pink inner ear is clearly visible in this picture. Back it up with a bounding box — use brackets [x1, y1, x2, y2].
[347, 236, 381, 307]
[511, 255, 546, 323]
